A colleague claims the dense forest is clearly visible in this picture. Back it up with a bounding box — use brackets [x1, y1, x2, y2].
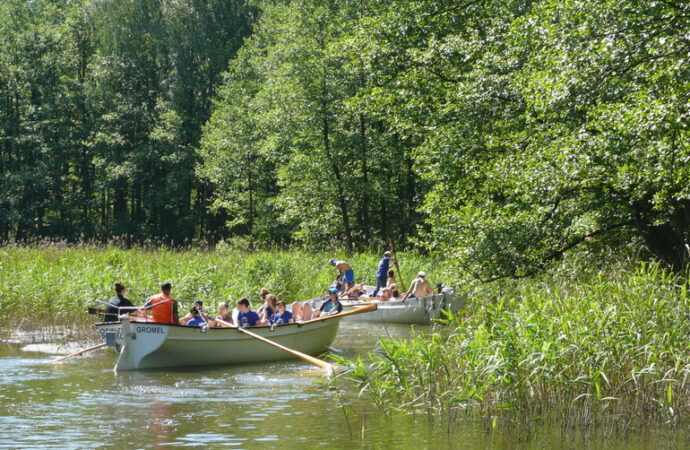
[1, 0, 689, 279]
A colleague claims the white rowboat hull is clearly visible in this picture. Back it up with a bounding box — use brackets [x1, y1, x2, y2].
[97, 318, 340, 371]
[341, 293, 464, 325]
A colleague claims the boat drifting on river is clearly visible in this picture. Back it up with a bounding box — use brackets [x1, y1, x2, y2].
[340, 292, 464, 325]
[95, 304, 376, 371]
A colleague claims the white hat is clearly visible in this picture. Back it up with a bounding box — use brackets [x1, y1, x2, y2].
[418, 271, 426, 277]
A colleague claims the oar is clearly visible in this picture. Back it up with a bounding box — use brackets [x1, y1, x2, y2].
[214, 318, 333, 372]
[298, 302, 377, 325]
[88, 307, 107, 315]
[389, 240, 405, 291]
[51, 343, 107, 363]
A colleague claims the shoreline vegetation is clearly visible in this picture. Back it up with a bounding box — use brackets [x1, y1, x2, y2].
[4, 244, 689, 433]
[333, 258, 690, 434]
[0, 244, 433, 329]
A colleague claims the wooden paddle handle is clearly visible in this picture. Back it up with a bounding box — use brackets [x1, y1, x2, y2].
[236, 327, 333, 371]
[51, 342, 107, 363]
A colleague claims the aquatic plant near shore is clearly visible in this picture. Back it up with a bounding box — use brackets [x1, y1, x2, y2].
[0, 245, 430, 328]
[337, 262, 690, 431]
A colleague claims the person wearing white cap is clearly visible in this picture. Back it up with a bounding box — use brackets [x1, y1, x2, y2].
[402, 271, 434, 301]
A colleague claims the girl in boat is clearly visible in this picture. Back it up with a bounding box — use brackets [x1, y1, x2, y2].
[210, 302, 232, 327]
[259, 294, 278, 325]
[312, 287, 343, 318]
[386, 269, 396, 289]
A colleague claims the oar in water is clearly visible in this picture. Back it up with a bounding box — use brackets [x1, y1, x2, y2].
[51, 343, 107, 363]
[214, 318, 334, 373]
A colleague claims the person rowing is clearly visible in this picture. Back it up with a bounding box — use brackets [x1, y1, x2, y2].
[373, 251, 394, 297]
[103, 281, 137, 322]
[144, 282, 180, 324]
[179, 300, 210, 325]
[210, 302, 232, 327]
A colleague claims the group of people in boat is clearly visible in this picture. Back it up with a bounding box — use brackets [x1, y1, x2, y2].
[327, 251, 435, 301]
[103, 282, 341, 327]
[103, 250, 437, 326]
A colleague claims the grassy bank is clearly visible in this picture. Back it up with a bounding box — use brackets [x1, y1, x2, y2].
[336, 260, 690, 431]
[0, 245, 433, 328]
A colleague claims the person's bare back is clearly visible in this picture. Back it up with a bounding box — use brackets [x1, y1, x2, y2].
[404, 272, 433, 300]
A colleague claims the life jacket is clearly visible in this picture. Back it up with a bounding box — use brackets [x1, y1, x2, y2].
[150, 294, 175, 324]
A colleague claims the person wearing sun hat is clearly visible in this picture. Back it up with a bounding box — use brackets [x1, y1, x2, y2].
[312, 287, 343, 318]
[402, 271, 434, 301]
[328, 258, 355, 290]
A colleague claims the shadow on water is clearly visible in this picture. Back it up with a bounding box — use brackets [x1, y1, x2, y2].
[0, 322, 687, 448]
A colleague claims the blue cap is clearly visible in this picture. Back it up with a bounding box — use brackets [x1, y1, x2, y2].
[328, 287, 339, 294]
[328, 258, 336, 265]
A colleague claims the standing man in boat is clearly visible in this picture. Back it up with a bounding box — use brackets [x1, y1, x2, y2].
[144, 282, 180, 324]
[328, 258, 355, 291]
[402, 272, 434, 301]
[372, 251, 394, 297]
[103, 281, 136, 322]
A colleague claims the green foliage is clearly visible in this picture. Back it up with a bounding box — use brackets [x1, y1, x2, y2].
[343, 260, 690, 429]
[199, 0, 424, 249]
[0, 245, 430, 326]
[341, 0, 690, 276]
[0, 0, 255, 244]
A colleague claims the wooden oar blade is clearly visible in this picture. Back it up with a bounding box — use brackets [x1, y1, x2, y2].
[88, 307, 107, 316]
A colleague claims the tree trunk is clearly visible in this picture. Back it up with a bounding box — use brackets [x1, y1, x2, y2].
[634, 200, 690, 271]
[359, 112, 370, 244]
[322, 117, 353, 250]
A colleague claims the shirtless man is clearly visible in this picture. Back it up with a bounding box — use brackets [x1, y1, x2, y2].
[402, 271, 434, 300]
[328, 258, 355, 290]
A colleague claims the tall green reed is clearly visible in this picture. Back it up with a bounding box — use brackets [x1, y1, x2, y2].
[0, 245, 431, 328]
[338, 260, 690, 431]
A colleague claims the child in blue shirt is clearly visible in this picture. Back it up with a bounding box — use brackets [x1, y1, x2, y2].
[236, 297, 260, 327]
[186, 307, 206, 327]
[272, 301, 294, 325]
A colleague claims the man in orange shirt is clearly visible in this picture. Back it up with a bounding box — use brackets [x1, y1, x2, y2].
[144, 282, 180, 324]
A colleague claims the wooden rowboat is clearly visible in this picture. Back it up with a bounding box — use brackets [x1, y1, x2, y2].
[340, 293, 464, 325]
[96, 305, 376, 371]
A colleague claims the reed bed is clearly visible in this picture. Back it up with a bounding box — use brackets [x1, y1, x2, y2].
[0, 244, 429, 329]
[336, 261, 690, 432]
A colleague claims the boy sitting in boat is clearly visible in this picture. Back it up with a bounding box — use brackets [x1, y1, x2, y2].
[235, 298, 260, 327]
[272, 300, 294, 324]
[179, 300, 209, 325]
[185, 306, 207, 327]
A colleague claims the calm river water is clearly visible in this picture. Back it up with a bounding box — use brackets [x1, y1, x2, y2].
[0, 322, 686, 448]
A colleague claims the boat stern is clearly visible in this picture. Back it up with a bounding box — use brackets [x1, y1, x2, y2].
[115, 319, 170, 371]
